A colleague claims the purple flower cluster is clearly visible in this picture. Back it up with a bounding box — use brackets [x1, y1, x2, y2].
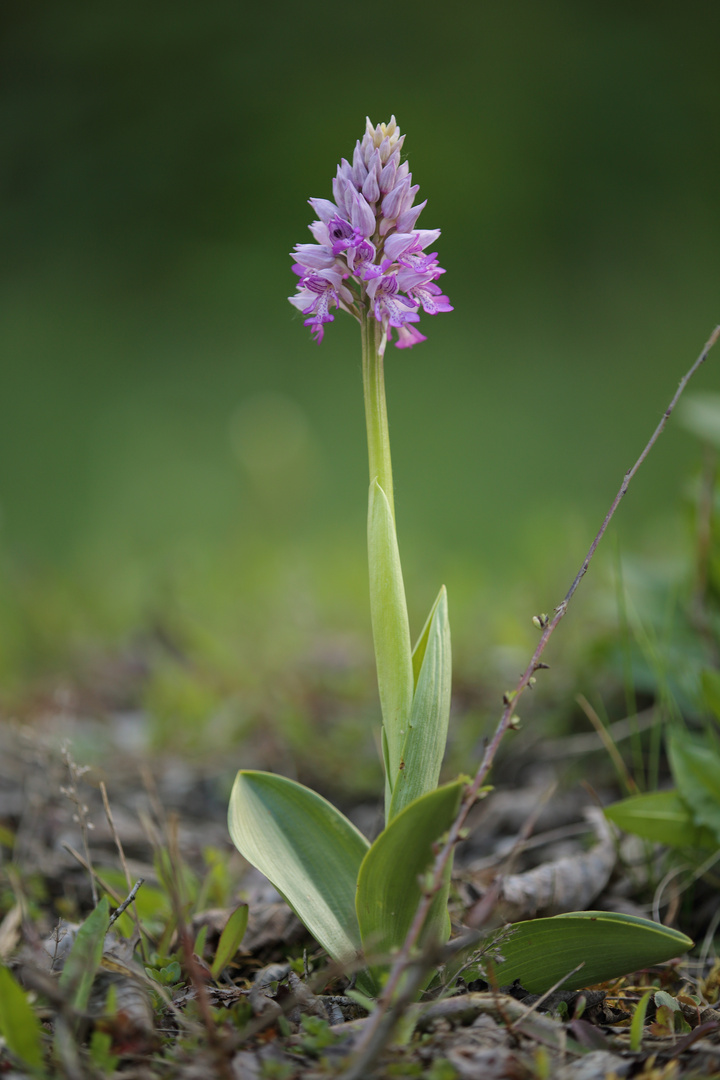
[289, 117, 452, 348]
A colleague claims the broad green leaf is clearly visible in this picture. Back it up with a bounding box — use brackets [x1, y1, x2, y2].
[481, 911, 692, 994]
[368, 479, 414, 798]
[604, 790, 718, 849]
[0, 964, 46, 1070]
[668, 732, 720, 843]
[389, 587, 452, 820]
[228, 771, 370, 984]
[356, 780, 464, 970]
[211, 904, 249, 980]
[58, 896, 110, 1013]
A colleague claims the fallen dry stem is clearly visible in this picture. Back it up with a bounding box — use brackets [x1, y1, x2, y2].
[344, 325, 720, 1074]
[101, 779, 147, 956]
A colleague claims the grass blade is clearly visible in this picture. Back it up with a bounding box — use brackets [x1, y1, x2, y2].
[210, 904, 249, 980]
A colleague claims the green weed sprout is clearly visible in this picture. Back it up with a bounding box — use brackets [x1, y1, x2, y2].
[228, 117, 704, 1005]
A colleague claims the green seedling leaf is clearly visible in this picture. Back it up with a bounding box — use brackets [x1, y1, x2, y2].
[194, 923, 208, 958]
[58, 896, 110, 1013]
[368, 479, 414, 797]
[356, 780, 464, 974]
[0, 964, 46, 1071]
[701, 668, 720, 723]
[604, 790, 718, 849]
[629, 989, 652, 1051]
[228, 771, 371, 988]
[668, 732, 720, 843]
[211, 904, 249, 980]
[390, 586, 452, 820]
[483, 911, 692, 994]
[89, 1030, 120, 1073]
[145, 960, 182, 986]
[654, 990, 680, 1011]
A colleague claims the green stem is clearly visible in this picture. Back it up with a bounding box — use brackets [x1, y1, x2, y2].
[361, 311, 394, 517]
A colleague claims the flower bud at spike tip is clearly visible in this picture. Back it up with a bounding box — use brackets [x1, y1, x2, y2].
[289, 117, 452, 348]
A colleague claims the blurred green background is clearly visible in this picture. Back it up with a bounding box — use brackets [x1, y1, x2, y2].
[1, 2, 719, 718]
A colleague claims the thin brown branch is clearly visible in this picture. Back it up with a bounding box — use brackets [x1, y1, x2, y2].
[100, 780, 147, 957]
[344, 325, 720, 1073]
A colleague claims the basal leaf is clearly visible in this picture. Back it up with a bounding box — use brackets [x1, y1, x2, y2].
[390, 587, 451, 820]
[0, 964, 46, 1070]
[228, 771, 370, 982]
[481, 912, 692, 994]
[58, 896, 110, 1013]
[604, 790, 718, 849]
[356, 780, 464, 972]
[668, 732, 720, 843]
[367, 479, 414, 801]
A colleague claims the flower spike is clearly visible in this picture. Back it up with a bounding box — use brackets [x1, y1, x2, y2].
[289, 117, 452, 348]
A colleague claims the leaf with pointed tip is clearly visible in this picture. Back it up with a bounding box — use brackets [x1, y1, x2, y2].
[668, 732, 720, 843]
[228, 771, 371, 989]
[357, 780, 464, 972]
[479, 912, 693, 994]
[390, 587, 452, 820]
[211, 904, 249, 980]
[0, 965, 46, 1070]
[411, 586, 444, 688]
[59, 896, 110, 1013]
[367, 479, 413, 798]
[605, 790, 718, 849]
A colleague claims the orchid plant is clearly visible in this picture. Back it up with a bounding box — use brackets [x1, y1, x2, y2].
[228, 117, 458, 997]
[228, 117, 693, 1002]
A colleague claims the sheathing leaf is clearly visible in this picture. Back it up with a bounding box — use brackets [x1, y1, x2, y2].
[390, 587, 451, 820]
[367, 480, 413, 793]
